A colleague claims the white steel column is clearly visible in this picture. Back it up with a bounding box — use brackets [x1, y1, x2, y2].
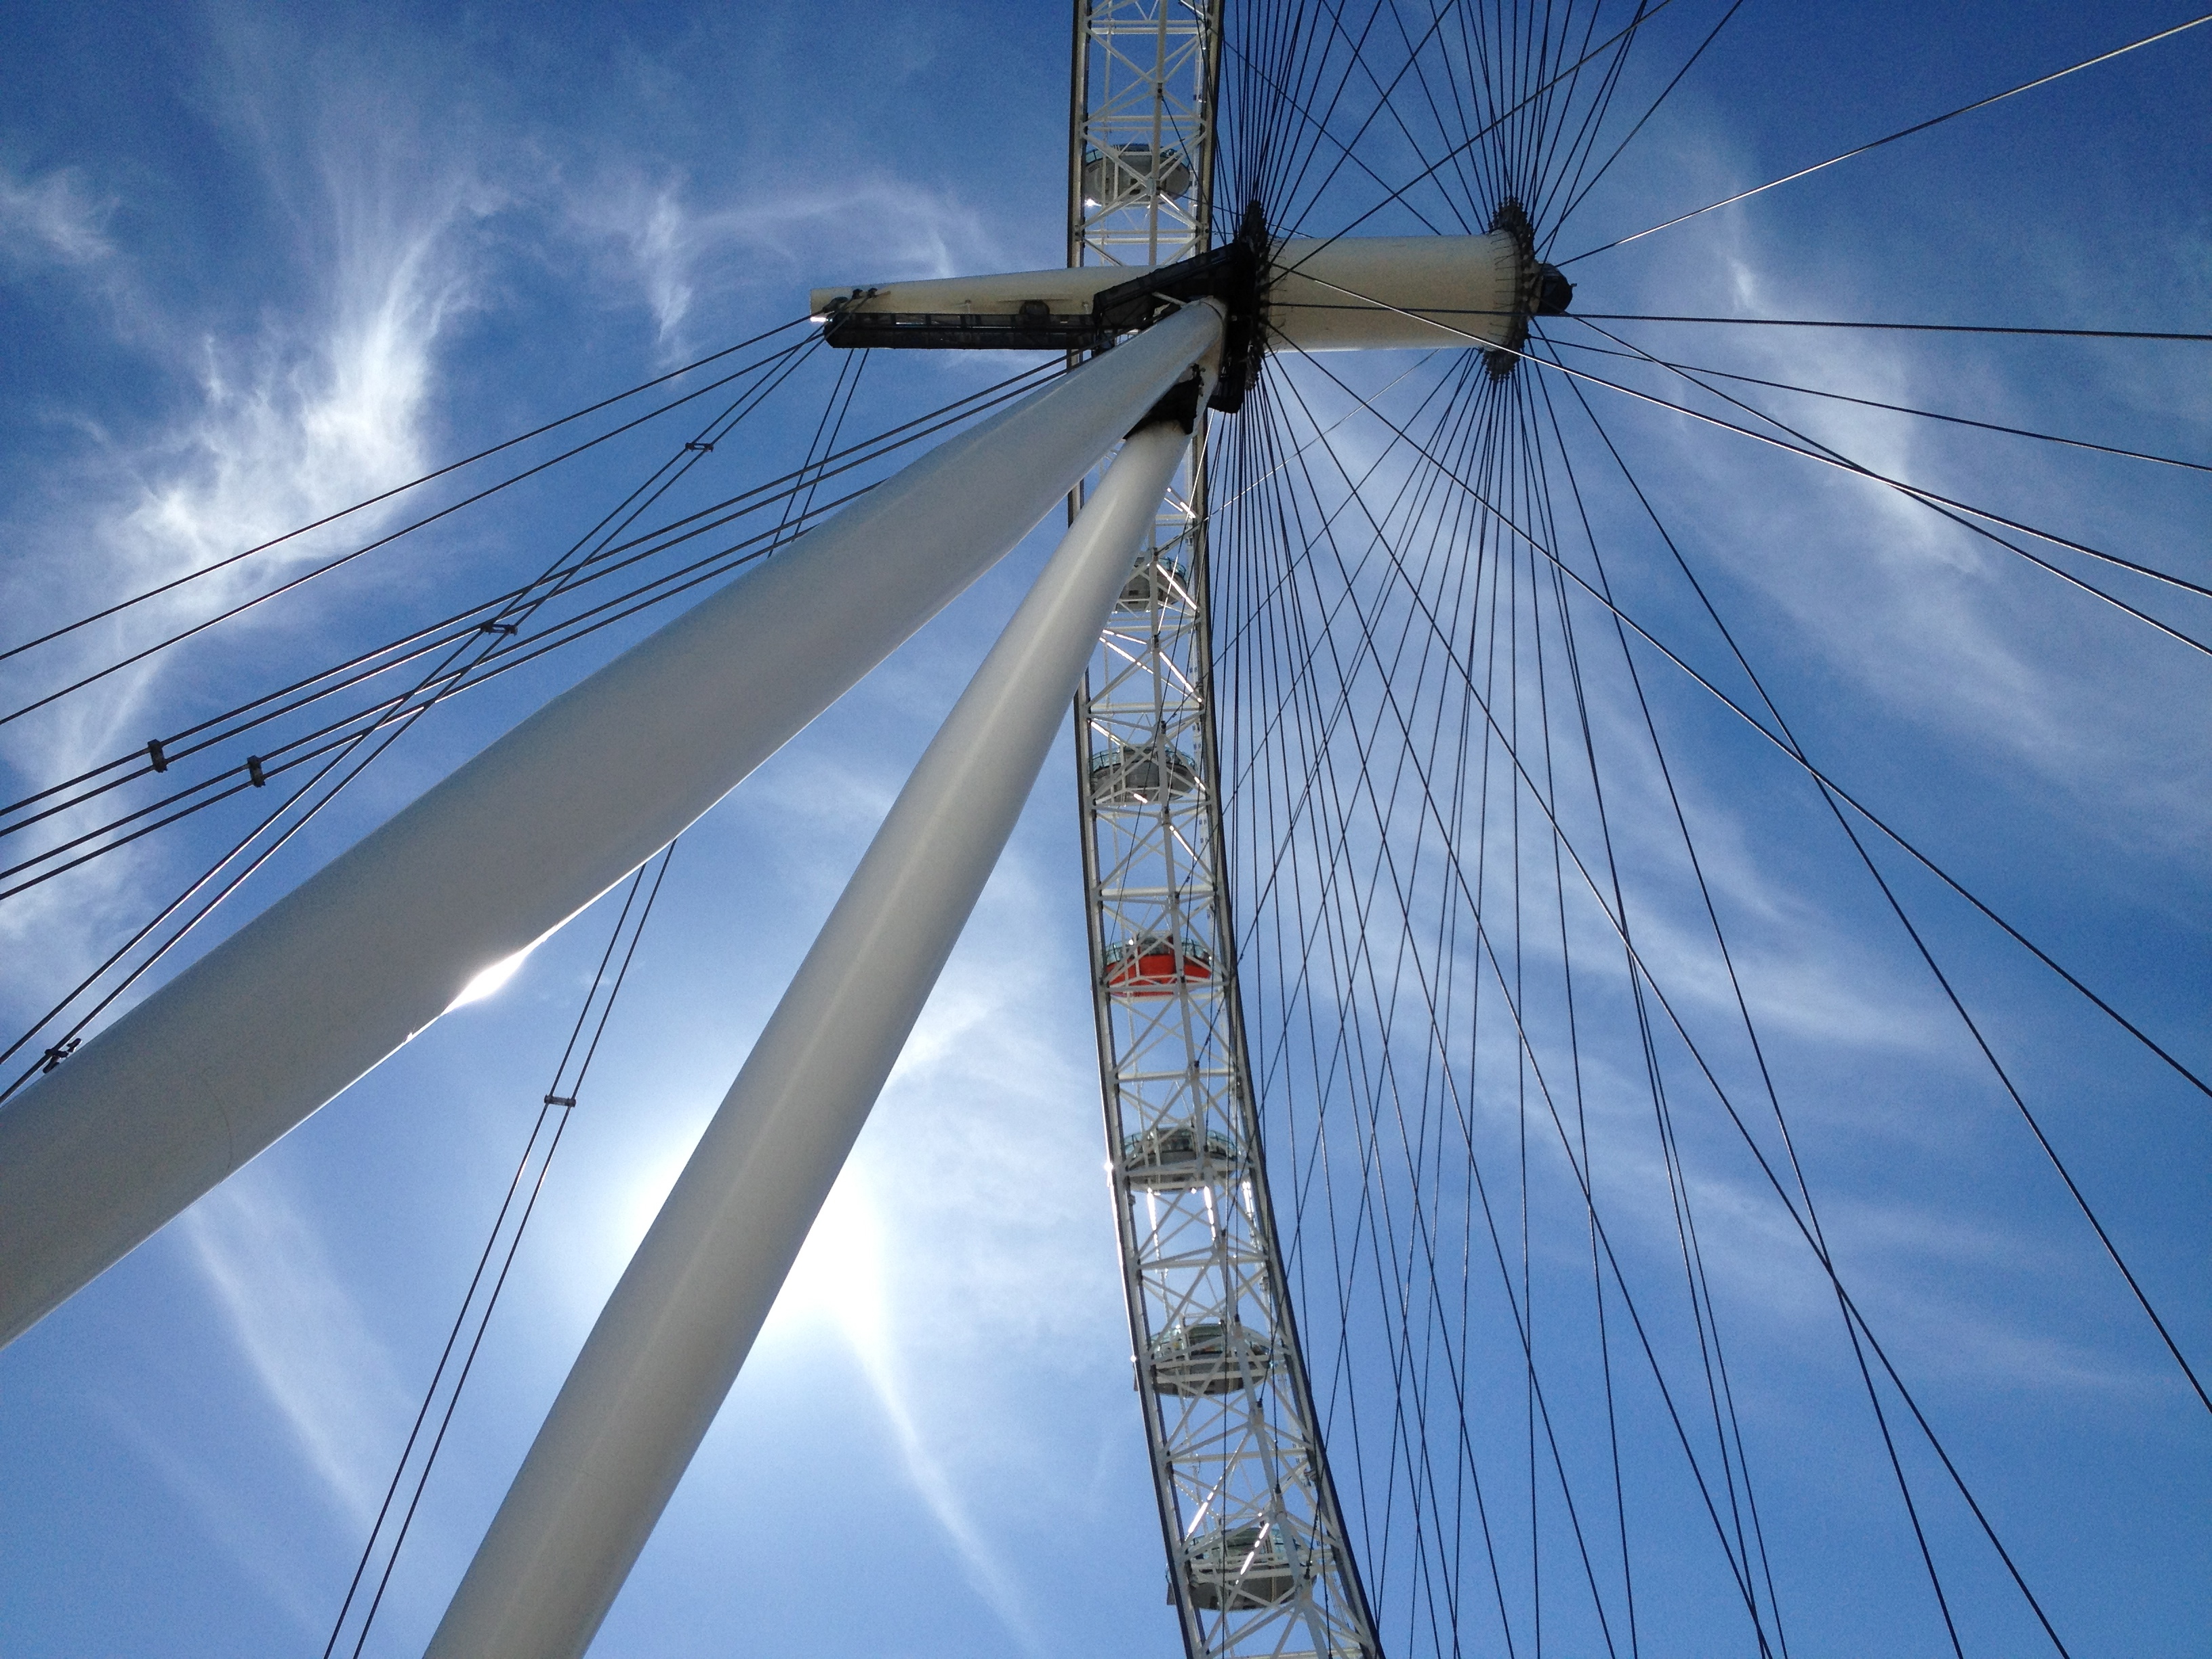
[0, 304, 1218, 1351]
[424, 342, 1215, 1659]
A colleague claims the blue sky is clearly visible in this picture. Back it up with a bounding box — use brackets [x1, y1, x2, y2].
[1, 3, 2207, 1657]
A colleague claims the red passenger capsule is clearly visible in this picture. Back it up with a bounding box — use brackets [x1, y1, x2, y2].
[1102, 935, 1213, 996]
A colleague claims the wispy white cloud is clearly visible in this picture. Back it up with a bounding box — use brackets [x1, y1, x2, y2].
[0, 6, 1022, 1016]
[565, 167, 1004, 352]
[793, 1171, 1050, 1658]
[1573, 119, 2212, 865]
[126, 219, 464, 570]
[0, 73, 492, 998]
[178, 1164, 409, 1530]
[102, 1401, 331, 1635]
[0, 163, 115, 266]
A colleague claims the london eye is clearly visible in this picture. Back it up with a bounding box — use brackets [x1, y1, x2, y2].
[0, 5, 2205, 1658]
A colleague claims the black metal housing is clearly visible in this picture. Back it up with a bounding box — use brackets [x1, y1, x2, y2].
[821, 202, 1271, 413]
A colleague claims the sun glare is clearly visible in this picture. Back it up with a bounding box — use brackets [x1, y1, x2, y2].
[444, 945, 534, 1012]
[771, 1173, 886, 1351]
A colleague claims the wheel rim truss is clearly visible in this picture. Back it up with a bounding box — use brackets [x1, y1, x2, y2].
[1074, 412, 1379, 1659]
[1071, 12, 1380, 1657]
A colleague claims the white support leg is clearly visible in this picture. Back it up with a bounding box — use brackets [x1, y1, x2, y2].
[0, 302, 1222, 1350]
[423, 342, 1214, 1659]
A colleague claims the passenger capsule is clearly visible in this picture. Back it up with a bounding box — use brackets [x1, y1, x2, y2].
[1102, 934, 1212, 996]
[1115, 556, 1192, 614]
[1122, 1122, 1239, 1188]
[1183, 1523, 1320, 1610]
[1090, 740, 1199, 806]
[1082, 142, 1194, 209]
[1149, 1319, 1273, 1395]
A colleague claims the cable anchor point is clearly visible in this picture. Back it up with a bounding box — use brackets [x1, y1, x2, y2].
[1486, 197, 1574, 380]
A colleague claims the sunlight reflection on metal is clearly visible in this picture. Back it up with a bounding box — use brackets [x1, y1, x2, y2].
[444, 945, 534, 1012]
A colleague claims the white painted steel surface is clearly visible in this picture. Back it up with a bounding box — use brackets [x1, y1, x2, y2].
[811, 232, 1524, 351]
[0, 306, 1219, 1351]
[1262, 232, 1522, 348]
[422, 354, 1213, 1659]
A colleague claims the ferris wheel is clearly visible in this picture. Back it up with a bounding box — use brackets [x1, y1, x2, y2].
[0, 3, 2206, 1658]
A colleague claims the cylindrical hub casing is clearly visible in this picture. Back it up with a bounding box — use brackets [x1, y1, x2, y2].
[809, 232, 1525, 352]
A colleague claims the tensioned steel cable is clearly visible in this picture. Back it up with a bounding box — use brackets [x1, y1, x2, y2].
[1256, 345, 1787, 1654]
[1559, 314, 2212, 630]
[0, 331, 819, 723]
[0, 318, 814, 668]
[1229, 35, 2070, 1654]
[0, 333, 828, 857]
[1519, 1, 1662, 239]
[0, 357, 1067, 898]
[1236, 379, 1684, 1654]
[1554, 14, 2212, 265]
[1541, 314, 2212, 341]
[1240, 344, 2003, 1654]
[1216, 24, 1796, 1643]
[1515, 354, 2057, 1650]
[1265, 0, 1484, 234]
[0, 351, 1061, 835]
[1267, 0, 1694, 260]
[1229, 321, 1628, 1654]
[1536, 0, 1738, 243]
[1269, 325, 2212, 1111]
[1516, 367, 1645, 1659]
[1542, 333, 2212, 472]
[1540, 324, 2212, 1414]
[1256, 325, 2150, 1654]
[1510, 364, 1792, 1652]
[1279, 271, 2212, 644]
[1277, 328, 2212, 1423]
[1216, 22, 1456, 241]
[1204, 5, 2199, 1657]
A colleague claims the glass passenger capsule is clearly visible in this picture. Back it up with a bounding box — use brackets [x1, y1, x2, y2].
[1081, 142, 1194, 208]
[1088, 739, 1200, 806]
[1183, 1522, 1324, 1610]
[1121, 1121, 1239, 1189]
[1148, 1319, 1273, 1395]
[1101, 934, 1212, 996]
[1115, 556, 1192, 614]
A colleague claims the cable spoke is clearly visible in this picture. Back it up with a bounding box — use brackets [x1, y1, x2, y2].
[1556, 14, 2212, 264]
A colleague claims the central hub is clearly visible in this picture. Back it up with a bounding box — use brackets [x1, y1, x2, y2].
[811, 200, 1573, 404]
[1483, 197, 1574, 378]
